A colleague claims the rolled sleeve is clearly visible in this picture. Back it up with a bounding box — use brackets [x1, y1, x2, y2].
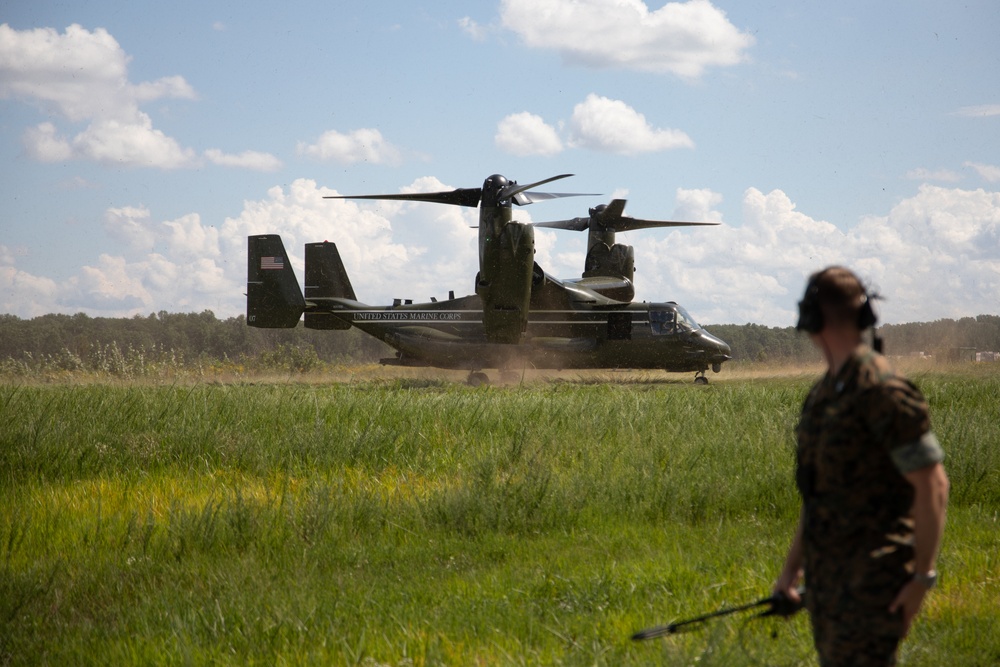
[890, 431, 945, 474]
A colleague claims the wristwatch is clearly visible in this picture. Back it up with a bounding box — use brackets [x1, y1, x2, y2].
[913, 570, 938, 589]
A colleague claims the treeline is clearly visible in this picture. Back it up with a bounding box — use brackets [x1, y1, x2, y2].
[1, 311, 998, 374]
[707, 314, 1000, 362]
[0, 311, 391, 375]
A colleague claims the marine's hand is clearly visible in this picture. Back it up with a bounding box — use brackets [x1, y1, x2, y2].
[888, 579, 929, 637]
[772, 567, 803, 604]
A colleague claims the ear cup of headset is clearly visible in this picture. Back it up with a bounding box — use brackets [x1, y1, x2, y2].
[796, 286, 877, 333]
[796, 297, 823, 333]
[857, 295, 877, 329]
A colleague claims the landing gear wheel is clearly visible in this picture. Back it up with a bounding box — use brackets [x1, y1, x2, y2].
[694, 372, 709, 385]
[467, 371, 490, 387]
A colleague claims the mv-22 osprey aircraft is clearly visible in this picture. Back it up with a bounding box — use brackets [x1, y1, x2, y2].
[247, 173, 731, 384]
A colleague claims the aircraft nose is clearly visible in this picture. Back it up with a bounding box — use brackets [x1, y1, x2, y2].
[702, 332, 731, 359]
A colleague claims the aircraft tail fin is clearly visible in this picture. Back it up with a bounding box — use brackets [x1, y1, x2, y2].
[247, 234, 306, 328]
[304, 241, 355, 330]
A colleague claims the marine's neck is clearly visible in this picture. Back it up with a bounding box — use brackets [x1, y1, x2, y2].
[815, 326, 863, 376]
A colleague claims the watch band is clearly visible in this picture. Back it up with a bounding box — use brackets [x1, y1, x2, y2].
[913, 570, 938, 589]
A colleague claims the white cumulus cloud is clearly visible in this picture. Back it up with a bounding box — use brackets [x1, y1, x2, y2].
[77, 254, 154, 311]
[104, 205, 156, 251]
[297, 128, 403, 165]
[568, 94, 694, 154]
[672, 188, 724, 223]
[0, 23, 272, 170]
[951, 104, 1000, 118]
[495, 112, 564, 156]
[458, 17, 488, 41]
[0, 252, 61, 318]
[496, 95, 694, 156]
[0, 23, 175, 122]
[964, 162, 1000, 183]
[68, 115, 198, 168]
[500, 0, 754, 78]
[22, 122, 73, 162]
[204, 149, 283, 172]
[163, 214, 221, 258]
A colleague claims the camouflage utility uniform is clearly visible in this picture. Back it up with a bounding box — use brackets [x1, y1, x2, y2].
[795, 345, 944, 666]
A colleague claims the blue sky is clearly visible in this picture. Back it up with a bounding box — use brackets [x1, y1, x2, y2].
[2, 0, 998, 326]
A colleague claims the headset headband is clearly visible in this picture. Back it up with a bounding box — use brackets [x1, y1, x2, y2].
[796, 271, 878, 333]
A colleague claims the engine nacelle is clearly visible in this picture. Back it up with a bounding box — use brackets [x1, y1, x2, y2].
[477, 221, 534, 343]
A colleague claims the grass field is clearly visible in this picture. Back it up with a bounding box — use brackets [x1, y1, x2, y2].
[2, 365, 998, 665]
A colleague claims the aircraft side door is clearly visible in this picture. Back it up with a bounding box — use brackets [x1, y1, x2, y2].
[607, 312, 632, 340]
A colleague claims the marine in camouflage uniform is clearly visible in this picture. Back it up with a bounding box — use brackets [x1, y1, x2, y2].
[773, 266, 949, 667]
[796, 345, 944, 665]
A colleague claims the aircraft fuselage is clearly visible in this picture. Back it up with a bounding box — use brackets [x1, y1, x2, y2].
[321, 287, 731, 373]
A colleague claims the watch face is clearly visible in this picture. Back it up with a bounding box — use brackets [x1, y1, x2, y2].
[915, 572, 938, 589]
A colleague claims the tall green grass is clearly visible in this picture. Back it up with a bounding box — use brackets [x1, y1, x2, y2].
[1, 372, 997, 665]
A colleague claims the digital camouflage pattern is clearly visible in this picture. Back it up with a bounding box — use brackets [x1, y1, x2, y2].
[795, 345, 944, 666]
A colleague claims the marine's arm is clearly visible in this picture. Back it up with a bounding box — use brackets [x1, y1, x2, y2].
[773, 505, 806, 604]
[889, 461, 949, 635]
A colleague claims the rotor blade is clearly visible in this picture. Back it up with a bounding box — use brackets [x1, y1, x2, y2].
[531, 197, 626, 230]
[594, 198, 718, 230]
[513, 191, 602, 206]
[611, 217, 720, 232]
[324, 187, 482, 208]
[531, 217, 591, 231]
[499, 173, 575, 201]
[534, 197, 719, 231]
[531, 214, 718, 232]
[600, 198, 628, 219]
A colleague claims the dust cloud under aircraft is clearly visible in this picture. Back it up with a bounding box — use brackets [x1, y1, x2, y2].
[247, 173, 731, 384]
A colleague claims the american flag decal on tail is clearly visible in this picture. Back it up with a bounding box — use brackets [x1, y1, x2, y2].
[260, 256, 284, 270]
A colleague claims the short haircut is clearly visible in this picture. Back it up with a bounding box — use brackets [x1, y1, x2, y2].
[805, 266, 868, 328]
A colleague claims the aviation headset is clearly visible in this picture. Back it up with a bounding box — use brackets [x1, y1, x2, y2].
[796, 269, 878, 334]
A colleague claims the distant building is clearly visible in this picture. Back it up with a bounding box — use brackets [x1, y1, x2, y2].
[944, 347, 977, 363]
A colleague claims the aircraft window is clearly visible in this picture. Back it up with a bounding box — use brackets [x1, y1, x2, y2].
[649, 309, 676, 335]
[674, 306, 700, 331]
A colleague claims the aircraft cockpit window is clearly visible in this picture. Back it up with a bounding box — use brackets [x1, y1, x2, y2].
[674, 306, 700, 332]
[649, 309, 676, 335]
